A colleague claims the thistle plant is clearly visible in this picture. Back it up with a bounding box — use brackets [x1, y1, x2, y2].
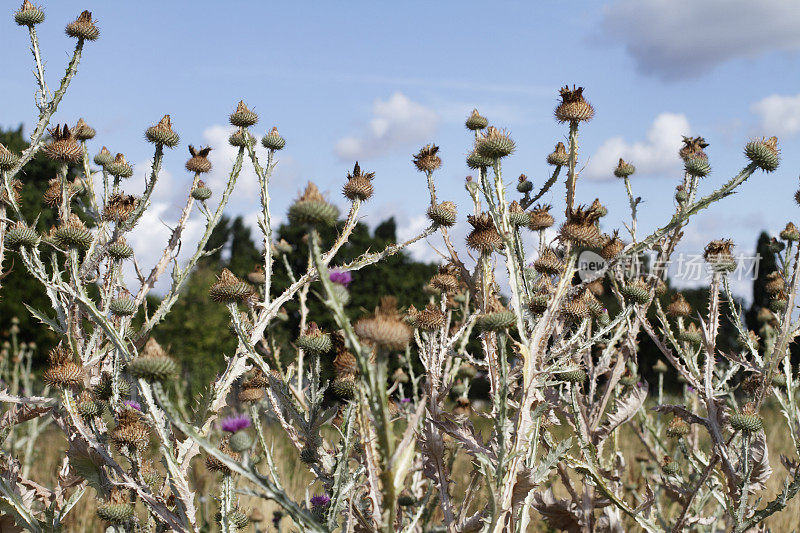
[2, 4, 800, 533]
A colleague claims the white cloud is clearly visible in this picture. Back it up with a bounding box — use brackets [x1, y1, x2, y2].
[335, 92, 439, 160]
[585, 113, 691, 180]
[602, 0, 800, 80]
[751, 93, 800, 136]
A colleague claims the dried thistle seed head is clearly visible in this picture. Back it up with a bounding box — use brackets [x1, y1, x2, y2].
[745, 136, 780, 172]
[96, 497, 135, 524]
[209, 268, 253, 303]
[238, 386, 264, 403]
[42, 346, 82, 387]
[43, 124, 81, 163]
[94, 146, 113, 167]
[145, 115, 180, 147]
[392, 367, 409, 384]
[5, 222, 39, 249]
[413, 144, 442, 172]
[331, 373, 357, 400]
[53, 214, 92, 250]
[600, 231, 624, 260]
[588, 198, 607, 218]
[653, 359, 668, 374]
[765, 271, 785, 296]
[288, 182, 339, 226]
[466, 212, 502, 253]
[704, 239, 736, 272]
[413, 302, 446, 331]
[296, 323, 333, 354]
[780, 222, 800, 242]
[262, 126, 285, 150]
[729, 402, 763, 433]
[679, 136, 709, 161]
[342, 161, 374, 201]
[228, 129, 255, 147]
[43, 177, 78, 207]
[355, 308, 412, 349]
[102, 193, 138, 222]
[229, 100, 258, 127]
[621, 278, 650, 305]
[105, 153, 133, 178]
[476, 126, 515, 159]
[476, 308, 516, 332]
[65, 10, 99, 41]
[561, 296, 590, 320]
[427, 201, 457, 227]
[559, 205, 603, 248]
[14, 1, 45, 26]
[684, 154, 711, 177]
[76, 389, 103, 418]
[465, 108, 488, 131]
[109, 294, 137, 316]
[507, 200, 530, 227]
[517, 174, 533, 193]
[0, 143, 20, 171]
[555, 85, 594, 123]
[111, 409, 150, 450]
[205, 439, 241, 473]
[527, 203, 555, 231]
[613, 158, 636, 179]
[430, 269, 459, 293]
[546, 142, 569, 166]
[534, 248, 563, 275]
[667, 293, 692, 317]
[186, 145, 212, 173]
[108, 237, 133, 260]
[466, 149, 494, 169]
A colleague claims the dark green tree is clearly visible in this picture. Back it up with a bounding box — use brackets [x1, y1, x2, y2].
[746, 231, 778, 333]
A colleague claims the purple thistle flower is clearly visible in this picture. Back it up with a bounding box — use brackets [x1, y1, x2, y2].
[310, 494, 331, 507]
[329, 269, 352, 288]
[221, 414, 251, 433]
[687, 386, 696, 394]
[123, 400, 141, 411]
[400, 397, 411, 404]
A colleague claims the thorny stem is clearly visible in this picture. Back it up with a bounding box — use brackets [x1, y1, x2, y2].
[565, 121, 579, 216]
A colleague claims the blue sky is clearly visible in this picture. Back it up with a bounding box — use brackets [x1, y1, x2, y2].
[4, 0, 800, 299]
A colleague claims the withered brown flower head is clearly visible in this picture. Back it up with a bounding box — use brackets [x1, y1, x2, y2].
[297, 182, 326, 203]
[466, 212, 503, 253]
[343, 161, 375, 201]
[559, 205, 603, 248]
[73, 118, 95, 141]
[209, 268, 254, 303]
[111, 408, 150, 450]
[528, 203, 555, 231]
[355, 297, 412, 349]
[43, 178, 73, 207]
[678, 136, 709, 161]
[555, 85, 595, 123]
[600, 230, 625, 260]
[43, 124, 81, 163]
[534, 248, 564, 275]
[704, 239, 734, 262]
[412, 144, 441, 172]
[65, 10, 100, 41]
[42, 345, 82, 387]
[186, 145, 212, 174]
[102, 193, 138, 223]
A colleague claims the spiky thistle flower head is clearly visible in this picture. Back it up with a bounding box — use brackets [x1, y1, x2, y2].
[745, 136, 780, 172]
[229, 100, 258, 127]
[15, 1, 45, 26]
[145, 115, 180, 147]
[342, 161, 375, 201]
[704, 239, 736, 272]
[555, 85, 594, 123]
[466, 212, 502, 253]
[678, 136, 709, 161]
[262, 126, 285, 150]
[43, 124, 81, 163]
[476, 126, 515, 159]
[209, 268, 253, 303]
[65, 10, 99, 41]
[221, 414, 251, 433]
[186, 145, 212, 174]
[288, 182, 339, 226]
[613, 158, 635, 178]
[73, 118, 95, 141]
[329, 269, 352, 287]
[106, 153, 134, 178]
[413, 144, 442, 172]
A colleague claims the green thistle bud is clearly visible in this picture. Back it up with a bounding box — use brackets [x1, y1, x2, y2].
[684, 155, 710, 177]
[427, 201, 457, 227]
[229, 101, 258, 128]
[476, 310, 516, 332]
[780, 222, 800, 242]
[229, 129, 256, 147]
[745, 136, 780, 172]
[106, 153, 134, 178]
[666, 417, 690, 438]
[14, 1, 45, 26]
[73, 118, 95, 141]
[653, 360, 668, 374]
[675, 187, 689, 203]
[662, 457, 680, 476]
[678, 324, 703, 346]
[517, 174, 533, 193]
[729, 404, 763, 434]
[96, 502, 134, 523]
[191, 181, 213, 201]
[398, 493, 416, 507]
[229, 430, 253, 453]
[558, 369, 587, 383]
[288, 183, 339, 226]
[53, 216, 92, 250]
[262, 127, 285, 150]
[145, 115, 180, 147]
[476, 127, 515, 159]
[108, 239, 134, 260]
[92, 373, 130, 401]
[621, 280, 650, 305]
[5, 223, 39, 249]
[466, 150, 494, 169]
[614, 158, 636, 178]
[109, 296, 137, 316]
[296, 324, 332, 354]
[94, 146, 114, 167]
[332, 375, 357, 400]
[547, 142, 569, 166]
[209, 269, 254, 303]
[127, 355, 178, 383]
[465, 108, 488, 131]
